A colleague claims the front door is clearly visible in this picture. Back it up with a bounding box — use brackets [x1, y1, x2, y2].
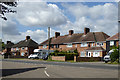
[88, 52, 91, 57]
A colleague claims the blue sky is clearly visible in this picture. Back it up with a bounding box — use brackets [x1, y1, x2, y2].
[1, 2, 118, 43]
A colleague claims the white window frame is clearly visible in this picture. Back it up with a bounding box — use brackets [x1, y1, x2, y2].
[43, 45, 47, 48]
[25, 47, 28, 50]
[16, 47, 19, 50]
[91, 43, 94, 47]
[93, 51, 100, 57]
[86, 52, 91, 57]
[81, 43, 87, 47]
[67, 44, 73, 48]
[96, 42, 104, 46]
[110, 41, 114, 46]
[21, 47, 24, 50]
[21, 52, 25, 56]
[80, 51, 85, 57]
[75, 44, 77, 47]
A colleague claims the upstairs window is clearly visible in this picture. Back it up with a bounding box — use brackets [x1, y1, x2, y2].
[110, 41, 114, 46]
[81, 43, 87, 47]
[21, 47, 24, 50]
[43, 45, 47, 48]
[56, 45, 59, 48]
[67, 44, 72, 47]
[16, 47, 19, 50]
[96, 42, 104, 46]
[51, 45, 54, 48]
[93, 52, 100, 57]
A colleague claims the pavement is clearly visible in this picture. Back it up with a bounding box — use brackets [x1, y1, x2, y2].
[0, 59, 119, 79]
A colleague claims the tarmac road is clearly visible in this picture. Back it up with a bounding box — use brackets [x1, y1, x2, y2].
[0, 59, 119, 79]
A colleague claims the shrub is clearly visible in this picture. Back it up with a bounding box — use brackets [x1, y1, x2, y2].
[110, 49, 119, 63]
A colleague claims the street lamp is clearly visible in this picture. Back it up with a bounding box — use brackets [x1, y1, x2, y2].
[48, 27, 50, 54]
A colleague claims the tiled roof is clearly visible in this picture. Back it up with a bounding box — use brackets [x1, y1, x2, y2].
[12, 39, 38, 48]
[40, 32, 110, 45]
[5, 42, 14, 48]
[85, 47, 105, 51]
[106, 33, 119, 41]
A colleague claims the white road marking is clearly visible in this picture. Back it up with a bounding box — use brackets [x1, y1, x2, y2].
[45, 68, 47, 69]
[80, 67, 84, 68]
[44, 70, 50, 77]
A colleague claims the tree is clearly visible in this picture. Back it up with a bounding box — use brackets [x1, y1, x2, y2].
[0, 0, 17, 20]
[110, 49, 119, 63]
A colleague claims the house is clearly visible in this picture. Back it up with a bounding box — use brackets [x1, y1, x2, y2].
[11, 36, 38, 57]
[106, 33, 119, 52]
[2, 41, 14, 58]
[39, 28, 110, 60]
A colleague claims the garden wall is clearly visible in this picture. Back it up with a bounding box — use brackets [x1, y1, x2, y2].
[51, 56, 66, 61]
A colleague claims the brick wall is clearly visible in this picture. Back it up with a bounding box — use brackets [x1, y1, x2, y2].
[51, 56, 66, 61]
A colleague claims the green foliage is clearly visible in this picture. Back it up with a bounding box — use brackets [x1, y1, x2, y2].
[110, 49, 119, 63]
[50, 50, 78, 60]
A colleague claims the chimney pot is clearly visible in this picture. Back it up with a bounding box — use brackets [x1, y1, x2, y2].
[7, 41, 11, 44]
[26, 36, 30, 40]
[69, 30, 74, 35]
[84, 27, 90, 35]
[55, 32, 60, 38]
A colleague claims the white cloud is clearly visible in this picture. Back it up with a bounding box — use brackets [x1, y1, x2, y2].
[15, 2, 67, 27]
[59, 3, 118, 36]
[3, 29, 47, 44]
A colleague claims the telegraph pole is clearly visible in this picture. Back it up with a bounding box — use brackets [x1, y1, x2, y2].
[48, 27, 50, 54]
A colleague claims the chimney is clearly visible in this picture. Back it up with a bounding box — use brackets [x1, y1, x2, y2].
[26, 36, 30, 40]
[55, 32, 60, 38]
[84, 27, 90, 35]
[7, 41, 11, 44]
[69, 30, 74, 35]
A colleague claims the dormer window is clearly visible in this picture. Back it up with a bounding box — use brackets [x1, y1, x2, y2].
[16, 47, 19, 50]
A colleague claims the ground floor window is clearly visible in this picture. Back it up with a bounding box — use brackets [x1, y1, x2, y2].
[86, 52, 91, 57]
[80, 51, 85, 57]
[21, 52, 25, 56]
[93, 52, 100, 57]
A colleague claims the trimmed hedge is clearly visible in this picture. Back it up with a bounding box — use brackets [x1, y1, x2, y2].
[50, 50, 78, 60]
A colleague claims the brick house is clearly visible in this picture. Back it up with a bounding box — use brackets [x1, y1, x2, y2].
[39, 28, 110, 60]
[11, 36, 38, 57]
[106, 33, 119, 52]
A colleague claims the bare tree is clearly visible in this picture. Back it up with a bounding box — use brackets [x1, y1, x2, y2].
[0, 0, 17, 20]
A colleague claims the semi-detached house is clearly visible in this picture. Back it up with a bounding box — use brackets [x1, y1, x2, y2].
[11, 36, 38, 57]
[39, 28, 110, 60]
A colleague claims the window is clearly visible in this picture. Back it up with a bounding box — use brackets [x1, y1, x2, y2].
[81, 43, 87, 47]
[91, 43, 94, 47]
[86, 52, 91, 57]
[21, 47, 24, 50]
[96, 42, 104, 46]
[21, 52, 25, 56]
[75, 44, 77, 47]
[93, 52, 100, 57]
[67, 44, 72, 47]
[110, 41, 114, 46]
[80, 51, 85, 57]
[25, 47, 28, 50]
[11, 48, 14, 51]
[43, 45, 47, 48]
[16, 47, 19, 50]
[56, 45, 59, 48]
[51, 45, 54, 48]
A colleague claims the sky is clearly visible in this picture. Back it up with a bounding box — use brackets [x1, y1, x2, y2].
[0, 2, 118, 44]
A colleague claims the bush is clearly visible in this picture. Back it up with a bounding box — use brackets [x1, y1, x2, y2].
[110, 49, 119, 63]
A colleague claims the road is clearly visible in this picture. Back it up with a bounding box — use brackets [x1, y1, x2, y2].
[0, 59, 119, 79]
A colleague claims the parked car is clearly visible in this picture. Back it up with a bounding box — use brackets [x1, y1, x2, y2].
[104, 49, 118, 63]
[28, 49, 54, 60]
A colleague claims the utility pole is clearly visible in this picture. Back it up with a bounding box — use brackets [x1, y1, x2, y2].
[48, 27, 50, 54]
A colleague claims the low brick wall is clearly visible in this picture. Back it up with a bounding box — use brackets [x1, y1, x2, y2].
[51, 56, 66, 61]
[76, 57, 102, 62]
